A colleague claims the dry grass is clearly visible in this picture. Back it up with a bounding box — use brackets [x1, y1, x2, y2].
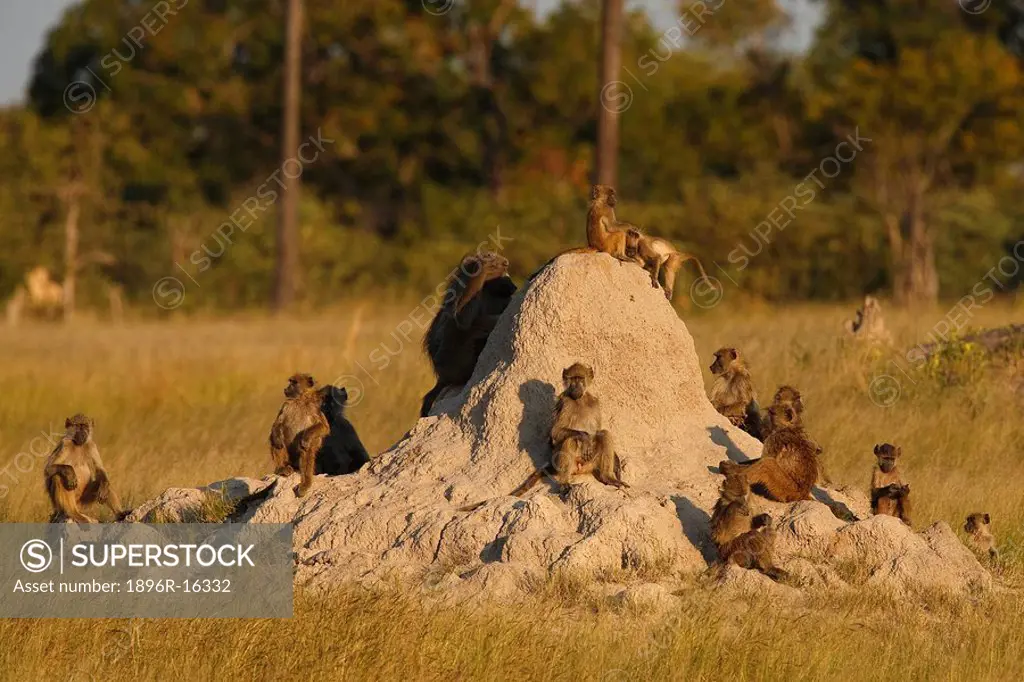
[1, 299, 1023, 680]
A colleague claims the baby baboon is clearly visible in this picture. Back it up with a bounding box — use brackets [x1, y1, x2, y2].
[870, 443, 912, 526]
[719, 403, 818, 503]
[758, 385, 804, 438]
[270, 373, 330, 497]
[586, 185, 643, 264]
[709, 472, 786, 580]
[630, 231, 711, 301]
[964, 513, 998, 562]
[317, 385, 370, 475]
[473, 363, 628, 507]
[44, 414, 123, 524]
[709, 347, 763, 439]
[421, 251, 517, 417]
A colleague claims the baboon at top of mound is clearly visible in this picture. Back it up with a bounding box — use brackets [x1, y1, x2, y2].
[421, 251, 517, 417]
[709, 347, 763, 439]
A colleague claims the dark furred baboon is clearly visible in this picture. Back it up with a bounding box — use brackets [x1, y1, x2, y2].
[317, 385, 370, 475]
[421, 251, 517, 417]
[461, 363, 627, 511]
[628, 230, 711, 301]
[709, 347, 763, 439]
[709, 472, 786, 580]
[44, 414, 123, 523]
[964, 513, 998, 562]
[719, 404, 819, 503]
[586, 185, 642, 264]
[270, 373, 330, 497]
[870, 443, 911, 526]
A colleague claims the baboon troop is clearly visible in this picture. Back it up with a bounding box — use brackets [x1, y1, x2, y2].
[44, 414, 124, 524]
[964, 513, 998, 563]
[33, 182, 995, 591]
[870, 443, 912, 526]
[420, 251, 517, 417]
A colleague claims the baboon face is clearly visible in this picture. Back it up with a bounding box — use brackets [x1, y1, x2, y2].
[710, 348, 739, 375]
[773, 385, 803, 413]
[591, 184, 616, 206]
[463, 252, 509, 280]
[873, 443, 901, 473]
[720, 471, 750, 500]
[562, 362, 594, 400]
[964, 513, 990, 534]
[864, 296, 880, 313]
[64, 414, 94, 446]
[322, 385, 349, 410]
[767, 404, 797, 429]
[285, 373, 316, 399]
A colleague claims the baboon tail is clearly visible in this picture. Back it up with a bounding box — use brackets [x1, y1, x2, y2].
[677, 252, 710, 282]
[420, 383, 445, 418]
[510, 468, 550, 497]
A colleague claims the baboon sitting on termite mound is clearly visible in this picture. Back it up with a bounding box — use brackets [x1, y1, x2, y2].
[870, 443, 911, 526]
[709, 347, 763, 439]
[421, 251, 517, 417]
[709, 472, 786, 581]
[317, 385, 370, 475]
[270, 374, 331, 497]
[719, 403, 819, 503]
[44, 414, 124, 523]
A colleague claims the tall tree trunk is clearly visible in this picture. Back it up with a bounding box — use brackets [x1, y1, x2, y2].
[62, 190, 81, 323]
[890, 188, 938, 307]
[595, 0, 624, 187]
[274, 0, 303, 312]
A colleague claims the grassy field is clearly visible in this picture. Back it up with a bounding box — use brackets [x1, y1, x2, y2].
[0, 299, 1022, 680]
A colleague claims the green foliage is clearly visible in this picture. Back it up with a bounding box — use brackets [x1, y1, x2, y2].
[0, 0, 1022, 310]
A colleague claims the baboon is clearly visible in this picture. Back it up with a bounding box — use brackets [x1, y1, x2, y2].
[269, 373, 330, 497]
[317, 385, 370, 475]
[870, 443, 911, 526]
[709, 348, 763, 439]
[719, 403, 819, 503]
[964, 513, 998, 562]
[709, 472, 786, 580]
[844, 295, 891, 344]
[628, 230, 711, 301]
[586, 185, 643, 264]
[758, 385, 804, 438]
[44, 414, 123, 524]
[460, 362, 627, 511]
[421, 251, 517, 417]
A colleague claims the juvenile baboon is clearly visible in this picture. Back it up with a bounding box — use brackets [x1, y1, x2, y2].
[421, 251, 517, 417]
[964, 513, 998, 562]
[317, 385, 370, 475]
[709, 348, 763, 439]
[460, 363, 627, 511]
[44, 414, 123, 524]
[629, 230, 711, 301]
[870, 443, 912, 526]
[719, 404, 819, 503]
[586, 185, 643, 264]
[709, 472, 786, 580]
[270, 373, 331, 497]
[758, 385, 804, 438]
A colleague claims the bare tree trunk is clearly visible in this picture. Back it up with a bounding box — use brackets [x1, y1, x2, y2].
[62, 190, 81, 323]
[274, 0, 303, 312]
[891, 187, 938, 307]
[595, 0, 624, 187]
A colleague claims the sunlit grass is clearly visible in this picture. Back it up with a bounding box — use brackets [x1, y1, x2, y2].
[0, 299, 1022, 680]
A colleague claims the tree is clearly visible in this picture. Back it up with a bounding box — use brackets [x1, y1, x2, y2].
[595, 0, 624, 186]
[807, 1, 1024, 306]
[275, 0, 304, 311]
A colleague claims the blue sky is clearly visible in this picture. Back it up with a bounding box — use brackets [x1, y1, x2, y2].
[0, 0, 821, 106]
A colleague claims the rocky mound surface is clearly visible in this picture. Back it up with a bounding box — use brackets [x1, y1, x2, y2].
[138, 254, 992, 601]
